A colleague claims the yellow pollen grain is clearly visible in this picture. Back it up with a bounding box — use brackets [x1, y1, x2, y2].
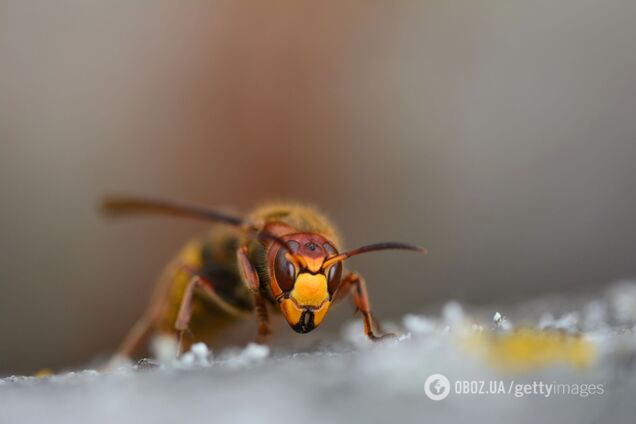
[465, 328, 596, 373]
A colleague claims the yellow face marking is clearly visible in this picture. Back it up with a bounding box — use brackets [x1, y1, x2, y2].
[279, 298, 331, 329]
[311, 301, 330, 327]
[290, 273, 329, 307]
[303, 256, 324, 273]
[279, 299, 303, 325]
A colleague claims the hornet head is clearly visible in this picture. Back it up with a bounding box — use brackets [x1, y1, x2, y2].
[269, 233, 341, 333]
[268, 233, 427, 333]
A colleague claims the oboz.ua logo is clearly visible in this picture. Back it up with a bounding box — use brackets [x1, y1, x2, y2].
[424, 373, 451, 401]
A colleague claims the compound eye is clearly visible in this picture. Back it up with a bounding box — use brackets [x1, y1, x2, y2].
[326, 262, 342, 295]
[323, 243, 342, 294]
[274, 241, 299, 292]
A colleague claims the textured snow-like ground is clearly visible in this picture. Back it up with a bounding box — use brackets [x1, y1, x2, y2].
[2, 283, 636, 424]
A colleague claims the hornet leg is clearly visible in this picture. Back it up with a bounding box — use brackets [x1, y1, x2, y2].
[109, 264, 181, 366]
[237, 245, 271, 340]
[107, 315, 153, 369]
[334, 272, 395, 341]
[174, 274, 215, 355]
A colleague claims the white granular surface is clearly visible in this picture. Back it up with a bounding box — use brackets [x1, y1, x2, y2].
[1, 283, 636, 424]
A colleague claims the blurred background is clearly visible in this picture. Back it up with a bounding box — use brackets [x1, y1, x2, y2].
[1, 0, 636, 375]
